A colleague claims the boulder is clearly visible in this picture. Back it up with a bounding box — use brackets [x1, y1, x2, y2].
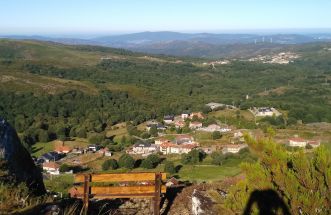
[0, 118, 45, 195]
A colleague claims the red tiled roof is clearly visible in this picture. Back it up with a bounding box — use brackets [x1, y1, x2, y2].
[308, 140, 320, 145]
[289, 138, 306, 142]
[43, 162, 60, 169]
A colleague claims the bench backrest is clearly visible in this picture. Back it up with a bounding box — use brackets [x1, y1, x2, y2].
[70, 172, 166, 199]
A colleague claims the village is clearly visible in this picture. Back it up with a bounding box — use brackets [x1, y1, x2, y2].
[35, 102, 322, 181]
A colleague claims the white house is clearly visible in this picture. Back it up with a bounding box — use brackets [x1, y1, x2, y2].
[288, 138, 307, 147]
[88, 144, 100, 152]
[164, 115, 175, 124]
[43, 162, 60, 175]
[189, 121, 203, 129]
[132, 142, 157, 154]
[251, 107, 281, 117]
[222, 144, 248, 154]
[206, 103, 224, 110]
[308, 140, 320, 148]
[98, 148, 112, 157]
[160, 142, 197, 155]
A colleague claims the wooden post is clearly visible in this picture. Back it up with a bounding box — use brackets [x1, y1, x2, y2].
[81, 174, 90, 215]
[153, 172, 162, 215]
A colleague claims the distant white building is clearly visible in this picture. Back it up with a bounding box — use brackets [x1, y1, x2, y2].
[43, 162, 60, 175]
[288, 138, 307, 147]
[189, 121, 203, 129]
[160, 142, 197, 155]
[308, 140, 320, 148]
[131, 142, 157, 154]
[181, 111, 191, 119]
[222, 144, 248, 154]
[251, 107, 281, 117]
[198, 124, 231, 133]
[164, 115, 175, 124]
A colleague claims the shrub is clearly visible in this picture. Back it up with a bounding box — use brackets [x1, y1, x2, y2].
[59, 164, 70, 173]
[164, 161, 176, 174]
[118, 154, 135, 169]
[102, 159, 118, 171]
[140, 154, 161, 169]
[212, 131, 221, 140]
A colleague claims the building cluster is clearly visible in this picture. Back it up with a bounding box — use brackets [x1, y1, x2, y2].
[128, 134, 199, 156]
[36, 141, 112, 175]
[248, 52, 300, 64]
[205, 102, 236, 111]
[250, 107, 281, 117]
[288, 137, 320, 148]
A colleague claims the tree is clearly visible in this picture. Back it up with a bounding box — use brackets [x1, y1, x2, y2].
[212, 131, 221, 140]
[77, 128, 87, 138]
[59, 164, 70, 173]
[102, 159, 118, 171]
[181, 149, 205, 164]
[118, 154, 135, 169]
[88, 133, 105, 144]
[69, 127, 76, 137]
[211, 151, 225, 165]
[225, 136, 331, 214]
[141, 159, 154, 169]
[141, 132, 150, 139]
[149, 125, 158, 137]
[164, 161, 176, 174]
[146, 154, 161, 165]
[141, 154, 161, 169]
[38, 129, 49, 142]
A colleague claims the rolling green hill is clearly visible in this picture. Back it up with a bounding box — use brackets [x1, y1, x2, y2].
[1, 39, 331, 147]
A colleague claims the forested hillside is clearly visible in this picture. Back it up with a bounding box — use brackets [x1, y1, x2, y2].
[1, 39, 331, 147]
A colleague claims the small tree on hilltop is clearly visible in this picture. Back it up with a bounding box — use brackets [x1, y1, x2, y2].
[118, 154, 135, 169]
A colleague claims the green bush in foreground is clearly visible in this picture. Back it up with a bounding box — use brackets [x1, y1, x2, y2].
[225, 136, 331, 214]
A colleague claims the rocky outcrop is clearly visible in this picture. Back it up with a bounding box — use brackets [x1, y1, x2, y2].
[0, 118, 45, 195]
[192, 189, 216, 215]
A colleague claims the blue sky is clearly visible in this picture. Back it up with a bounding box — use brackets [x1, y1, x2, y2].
[0, 0, 330, 36]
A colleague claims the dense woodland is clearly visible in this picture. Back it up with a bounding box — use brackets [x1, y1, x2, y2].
[1, 40, 331, 147]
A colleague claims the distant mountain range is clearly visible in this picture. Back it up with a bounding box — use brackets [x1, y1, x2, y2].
[2, 31, 331, 58]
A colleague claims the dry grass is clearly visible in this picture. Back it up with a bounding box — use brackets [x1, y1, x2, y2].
[0, 70, 98, 95]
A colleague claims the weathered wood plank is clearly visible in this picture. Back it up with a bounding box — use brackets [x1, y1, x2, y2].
[75, 172, 166, 183]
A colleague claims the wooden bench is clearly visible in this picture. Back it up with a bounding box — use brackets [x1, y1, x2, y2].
[69, 172, 166, 215]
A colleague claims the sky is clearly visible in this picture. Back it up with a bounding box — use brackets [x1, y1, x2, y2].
[0, 0, 331, 36]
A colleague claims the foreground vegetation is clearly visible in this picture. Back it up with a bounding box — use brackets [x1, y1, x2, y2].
[225, 136, 331, 214]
